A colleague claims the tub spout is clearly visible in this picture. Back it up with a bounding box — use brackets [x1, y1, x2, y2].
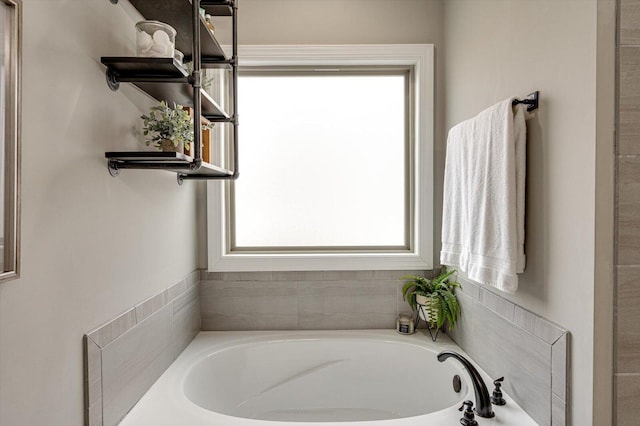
[437, 351, 494, 418]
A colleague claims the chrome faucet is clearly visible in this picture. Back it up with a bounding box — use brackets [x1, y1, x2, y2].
[436, 350, 495, 418]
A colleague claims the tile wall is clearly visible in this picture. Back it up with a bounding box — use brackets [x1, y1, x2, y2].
[87, 269, 569, 426]
[83, 271, 200, 426]
[446, 277, 568, 426]
[199, 270, 430, 330]
[616, 1, 640, 424]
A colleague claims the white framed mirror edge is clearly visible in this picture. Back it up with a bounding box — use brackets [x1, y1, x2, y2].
[0, 0, 21, 283]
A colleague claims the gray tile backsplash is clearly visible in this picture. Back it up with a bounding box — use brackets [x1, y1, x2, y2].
[84, 271, 201, 426]
[85, 268, 567, 426]
[552, 393, 567, 426]
[88, 308, 136, 349]
[166, 279, 187, 302]
[199, 270, 429, 331]
[479, 287, 516, 321]
[467, 302, 551, 424]
[552, 333, 569, 401]
[172, 285, 201, 358]
[83, 337, 102, 426]
[514, 305, 538, 334]
[200, 280, 298, 330]
[447, 276, 569, 426]
[134, 291, 167, 323]
[101, 304, 174, 426]
[297, 280, 397, 329]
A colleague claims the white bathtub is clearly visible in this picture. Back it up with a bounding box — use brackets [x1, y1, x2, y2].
[120, 330, 538, 426]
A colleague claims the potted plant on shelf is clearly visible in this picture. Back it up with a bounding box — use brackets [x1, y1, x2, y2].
[401, 267, 462, 334]
[141, 101, 201, 154]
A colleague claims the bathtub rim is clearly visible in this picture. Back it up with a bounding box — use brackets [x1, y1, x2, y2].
[119, 330, 540, 426]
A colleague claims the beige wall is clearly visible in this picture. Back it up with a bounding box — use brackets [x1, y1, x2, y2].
[443, 1, 600, 424]
[0, 1, 199, 425]
[234, 0, 442, 45]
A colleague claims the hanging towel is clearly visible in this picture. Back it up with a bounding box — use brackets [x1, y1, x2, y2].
[440, 98, 526, 293]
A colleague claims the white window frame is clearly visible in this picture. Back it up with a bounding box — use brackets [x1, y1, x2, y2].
[208, 44, 434, 272]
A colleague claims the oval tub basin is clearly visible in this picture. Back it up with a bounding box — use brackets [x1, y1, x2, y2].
[119, 330, 540, 426]
[184, 338, 465, 421]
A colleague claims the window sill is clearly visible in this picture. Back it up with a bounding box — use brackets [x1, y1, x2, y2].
[208, 251, 432, 272]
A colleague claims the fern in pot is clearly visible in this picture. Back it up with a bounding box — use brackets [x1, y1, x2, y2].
[141, 101, 196, 153]
[401, 267, 462, 332]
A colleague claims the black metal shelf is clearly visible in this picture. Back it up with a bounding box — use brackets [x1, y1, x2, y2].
[201, 0, 234, 16]
[105, 152, 234, 181]
[133, 81, 228, 119]
[101, 57, 188, 77]
[105, 0, 238, 184]
[101, 57, 229, 119]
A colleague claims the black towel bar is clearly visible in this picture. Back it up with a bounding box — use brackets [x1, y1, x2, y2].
[512, 91, 539, 112]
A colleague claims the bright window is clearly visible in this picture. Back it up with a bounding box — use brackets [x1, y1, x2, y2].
[208, 45, 433, 271]
[234, 70, 408, 249]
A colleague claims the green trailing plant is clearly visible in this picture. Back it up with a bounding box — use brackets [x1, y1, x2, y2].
[141, 101, 213, 151]
[401, 267, 462, 331]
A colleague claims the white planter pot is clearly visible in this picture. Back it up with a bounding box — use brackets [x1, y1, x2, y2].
[416, 294, 438, 325]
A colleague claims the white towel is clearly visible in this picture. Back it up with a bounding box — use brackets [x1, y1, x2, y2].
[440, 98, 526, 293]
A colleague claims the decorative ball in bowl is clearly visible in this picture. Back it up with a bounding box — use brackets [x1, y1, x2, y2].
[136, 20, 176, 58]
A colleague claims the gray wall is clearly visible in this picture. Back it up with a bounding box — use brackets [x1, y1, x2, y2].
[0, 2, 200, 426]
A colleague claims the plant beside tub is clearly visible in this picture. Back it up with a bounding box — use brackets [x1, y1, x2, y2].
[401, 267, 462, 335]
[141, 101, 213, 155]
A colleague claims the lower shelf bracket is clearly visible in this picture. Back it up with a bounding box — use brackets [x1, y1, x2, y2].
[107, 159, 120, 177]
[106, 69, 120, 92]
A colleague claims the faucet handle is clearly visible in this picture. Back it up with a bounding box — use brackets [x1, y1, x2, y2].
[459, 400, 478, 426]
[491, 377, 507, 406]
